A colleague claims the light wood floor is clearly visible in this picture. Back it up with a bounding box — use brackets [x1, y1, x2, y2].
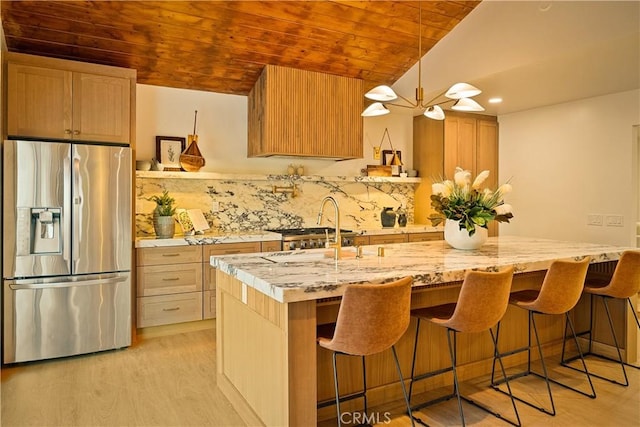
[2, 323, 639, 427]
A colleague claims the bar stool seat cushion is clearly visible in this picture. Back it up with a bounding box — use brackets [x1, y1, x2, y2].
[509, 259, 590, 315]
[411, 268, 514, 334]
[583, 251, 640, 299]
[317, 277, 413, 356]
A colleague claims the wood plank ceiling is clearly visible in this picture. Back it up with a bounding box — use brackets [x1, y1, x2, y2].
[1, 1, 480, 95]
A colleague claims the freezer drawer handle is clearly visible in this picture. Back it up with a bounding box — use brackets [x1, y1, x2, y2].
[162, 307, 180, 312]
[162, 277, 180, 281]
[9, 276, 127, 290]
[162, 253, 180, 257]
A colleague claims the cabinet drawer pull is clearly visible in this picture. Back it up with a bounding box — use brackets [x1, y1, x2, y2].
[73, 130, 80, 135]
[162, 307, 180, 312]
[162, 277, 180, 281]
[64, 129, 72, 135]
[161, 253, 180, 257]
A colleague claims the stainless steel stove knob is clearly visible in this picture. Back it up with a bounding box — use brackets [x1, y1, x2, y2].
[288, 242, 297, 250]
[300, 241, 308, 249]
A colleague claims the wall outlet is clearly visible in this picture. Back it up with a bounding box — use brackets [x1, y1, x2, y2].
[212, 201, 220, 212]
[605, 215, 624, 227]
[587, 214, 603, 226]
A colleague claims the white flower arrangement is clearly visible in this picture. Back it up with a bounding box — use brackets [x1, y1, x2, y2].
[429, 167, 513, 235]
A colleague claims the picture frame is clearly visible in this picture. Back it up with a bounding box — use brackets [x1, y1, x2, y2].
[382, 150, 402, 176]
[155, 136, 186, 171]
[382, 150, 401, 165]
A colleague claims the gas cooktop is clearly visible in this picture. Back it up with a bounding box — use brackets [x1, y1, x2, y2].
[266, 227, 357, 249]
[266, 227, 353, 236]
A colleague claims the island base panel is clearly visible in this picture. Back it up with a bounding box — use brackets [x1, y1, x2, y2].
[216, 271, 317, 426]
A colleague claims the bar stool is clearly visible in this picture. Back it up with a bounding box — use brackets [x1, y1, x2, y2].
[492, 258, 595, 417]
[317, 276, 415, 427]
[562, 250, 640, 386]
[409, 267, 521, 427]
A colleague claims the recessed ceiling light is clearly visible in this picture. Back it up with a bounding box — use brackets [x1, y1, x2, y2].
[488, 97, 503, 104]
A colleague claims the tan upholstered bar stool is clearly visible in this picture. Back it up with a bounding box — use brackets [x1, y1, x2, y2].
[492, 258, 595, 416]
[408, 267, 521, 427]
[562, 250, 640, 386]
[317, 276, 415, 427]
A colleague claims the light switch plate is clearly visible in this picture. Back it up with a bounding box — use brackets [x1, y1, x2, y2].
[212, 201, 220, 212]
[587, 214, 603, 226]
[605, 215, 624, 227]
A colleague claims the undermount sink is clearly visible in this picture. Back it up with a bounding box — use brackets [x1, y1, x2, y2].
[262, 247, 374, 264]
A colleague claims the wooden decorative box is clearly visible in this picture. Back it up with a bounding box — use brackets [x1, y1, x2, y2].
[366, 165, 392, 176]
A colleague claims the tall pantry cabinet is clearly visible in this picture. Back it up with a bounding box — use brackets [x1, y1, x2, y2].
[413, 111, 499, 236]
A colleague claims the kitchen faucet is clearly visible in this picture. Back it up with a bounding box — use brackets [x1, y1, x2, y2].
[317, 196, 341, 260]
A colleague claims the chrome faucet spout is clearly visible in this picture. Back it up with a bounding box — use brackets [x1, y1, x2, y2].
[317, 196, 341, 260]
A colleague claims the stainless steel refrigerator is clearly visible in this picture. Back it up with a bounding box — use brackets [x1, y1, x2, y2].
[3, 139, 131, 364]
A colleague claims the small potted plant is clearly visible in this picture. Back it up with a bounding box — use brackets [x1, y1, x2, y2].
[148, 190, 177, 238]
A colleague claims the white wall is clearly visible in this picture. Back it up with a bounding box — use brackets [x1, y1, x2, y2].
[136, 84, 413, 176]
[498, 89, 640, 246]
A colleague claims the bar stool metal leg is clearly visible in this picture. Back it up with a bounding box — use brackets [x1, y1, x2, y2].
[493, 310, 595, 416]
[390, 345, 414, 425]
[325, 352, 369, 427]
[563, 294, 640, 386]
[413, 324, 521, 426]
[332, 352, 342, 427]
[446, 329, 465, 426]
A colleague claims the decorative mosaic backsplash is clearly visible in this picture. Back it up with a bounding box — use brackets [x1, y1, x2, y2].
[136, 174, 418, 237]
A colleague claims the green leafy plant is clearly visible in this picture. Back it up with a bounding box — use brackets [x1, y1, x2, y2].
[429, 167, 513, 236]
[148, 190, 176, 217]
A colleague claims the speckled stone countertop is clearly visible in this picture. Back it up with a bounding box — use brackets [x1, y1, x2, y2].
[135, 231, 283, 248]
[211, 236, 632, 303]
[135, 225, 442, 248]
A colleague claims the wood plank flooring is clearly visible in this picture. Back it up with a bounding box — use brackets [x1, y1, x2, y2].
[2, 323, 639, 427]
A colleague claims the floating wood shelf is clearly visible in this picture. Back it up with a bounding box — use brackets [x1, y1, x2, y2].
[135, 171, 421, 183]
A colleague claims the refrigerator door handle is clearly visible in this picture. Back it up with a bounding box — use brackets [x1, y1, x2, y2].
[72, 155, 81, 265]
[63, 152, 72, 267]
[9, 275, 128, 290]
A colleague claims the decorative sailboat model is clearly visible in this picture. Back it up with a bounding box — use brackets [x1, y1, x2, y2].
[180, 110, 206, 172]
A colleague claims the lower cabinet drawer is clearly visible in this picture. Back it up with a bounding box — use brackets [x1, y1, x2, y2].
[137, 263, 203, 296]
[137, 292, 203, 328]
[203, 290, 216, 319]
[368, 234, 408, 244]
[408, 232, 444, 242]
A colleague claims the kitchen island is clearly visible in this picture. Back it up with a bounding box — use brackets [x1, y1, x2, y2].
[211, 236, 635, 426]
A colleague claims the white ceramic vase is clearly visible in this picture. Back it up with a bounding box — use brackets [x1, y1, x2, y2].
[444, 219, 488, 250]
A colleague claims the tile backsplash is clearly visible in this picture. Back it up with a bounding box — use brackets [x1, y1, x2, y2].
[136, 174, 418, 236]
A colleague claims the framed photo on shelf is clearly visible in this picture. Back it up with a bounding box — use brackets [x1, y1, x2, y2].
[382, 150, 402, 176]
[155, 136, 185, 171]
[381, 150, 401, 165]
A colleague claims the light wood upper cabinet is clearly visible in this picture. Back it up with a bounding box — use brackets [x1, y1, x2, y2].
[248, 65, 363, 159]
[6, 53, 135, 145]
[7, 64, 71, 140]
[72, 72, 130, 143]
[413, 111, 499, 235]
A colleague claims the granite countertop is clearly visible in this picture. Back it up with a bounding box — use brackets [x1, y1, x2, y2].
[136, 231, 283, 248]
[135, 225, 443, 248]
[358, 224, 442, 235]
[210, 236, 632, 303]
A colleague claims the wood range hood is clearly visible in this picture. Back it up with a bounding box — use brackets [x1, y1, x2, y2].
[247, 65, 364, 161]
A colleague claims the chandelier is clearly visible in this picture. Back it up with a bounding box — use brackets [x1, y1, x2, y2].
[361, 2, 484, 120]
